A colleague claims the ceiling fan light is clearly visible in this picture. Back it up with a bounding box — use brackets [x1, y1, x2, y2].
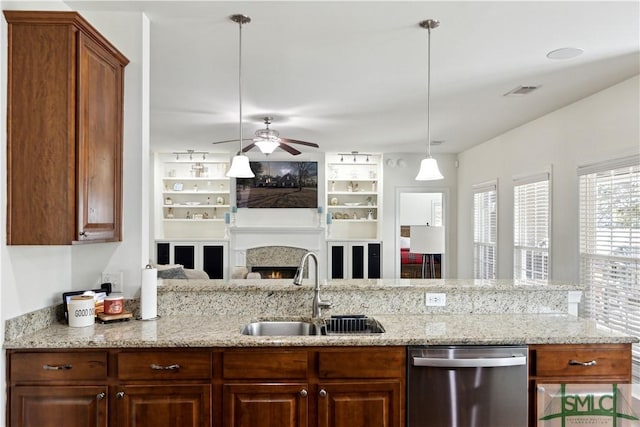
[415, 157, 443, 181]
[227, 154, 254, 178]
[255, 138, 280, 154]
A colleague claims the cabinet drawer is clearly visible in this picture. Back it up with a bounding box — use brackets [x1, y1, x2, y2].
[318, 347, 405, 379]
[10, 351, 107, 382]
[532, 344, 631, 378]
[223, 349, 308, 379]
[117, 350, 211, 380]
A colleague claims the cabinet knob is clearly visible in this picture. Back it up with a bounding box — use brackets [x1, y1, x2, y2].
[319, 389, 327, 397]
[116, 391, 125, 399]
[299, 389, 308, 397]
[568, 359, 597, 367]
[96, 392, 106, 401]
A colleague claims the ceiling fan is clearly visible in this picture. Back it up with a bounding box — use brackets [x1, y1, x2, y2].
[212, 116, 319, 156]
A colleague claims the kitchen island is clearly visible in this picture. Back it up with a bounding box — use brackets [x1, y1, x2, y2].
[4, 279, 636, 427]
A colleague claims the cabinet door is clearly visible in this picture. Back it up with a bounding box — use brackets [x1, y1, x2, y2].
[317, 381, 402, 427]
[202, 244, 224, 279]
[10, 385, 107, 427]
[76, 32, 124, 242]
[223, 383, 308, 427]
[114, 384, 211, 427]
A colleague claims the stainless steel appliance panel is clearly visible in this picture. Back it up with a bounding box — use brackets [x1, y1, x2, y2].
[408, 345, 528, 427]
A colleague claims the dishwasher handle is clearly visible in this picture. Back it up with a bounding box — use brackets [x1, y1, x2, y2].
[412, 354, 527, 368]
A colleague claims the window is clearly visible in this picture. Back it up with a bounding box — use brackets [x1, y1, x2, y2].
[473, 181, 497, 279]
[513, 173, 550, 280]
[579, 155, 640, 381]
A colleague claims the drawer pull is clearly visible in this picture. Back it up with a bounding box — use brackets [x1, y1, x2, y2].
[150, 363, 181, 371]
[568, 359, 597, 367]
[43, 364, 73, 371]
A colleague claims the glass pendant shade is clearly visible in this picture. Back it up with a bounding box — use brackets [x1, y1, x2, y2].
[227, 154, 254, 178]
[255, 138, 280, 154]
[415, 157, 443, 181]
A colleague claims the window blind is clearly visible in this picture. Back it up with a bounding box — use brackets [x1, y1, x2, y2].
[513, 174, 550, 280]
[579, 155, 640, 382]
[473, 181, 497, 279]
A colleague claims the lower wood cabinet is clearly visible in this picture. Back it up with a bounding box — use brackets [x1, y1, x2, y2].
[10, 385, 107, 427]
[528, 343, 632, 427]
[223, 383, 309, 427]
[7, 343, 632, 427]
[221, 347, 405, 427]
[113, 384, 211, 427]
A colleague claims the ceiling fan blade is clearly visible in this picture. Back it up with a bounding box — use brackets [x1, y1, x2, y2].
[241, 142, 257, 153]
[279, 137, 319, 148]
[212, 139, 240, 145]
[279, 143, 302, 156]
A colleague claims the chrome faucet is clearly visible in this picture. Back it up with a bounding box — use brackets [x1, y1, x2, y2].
[293, 251, 332, 318]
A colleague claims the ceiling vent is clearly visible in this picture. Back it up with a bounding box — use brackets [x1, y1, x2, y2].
[503, 85, 541, 97]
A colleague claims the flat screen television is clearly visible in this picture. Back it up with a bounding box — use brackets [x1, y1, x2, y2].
[236, 161, 318, 208]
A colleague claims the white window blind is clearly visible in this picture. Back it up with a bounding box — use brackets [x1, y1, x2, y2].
[579, 155, 640, 382]
[473, 182, 497, 279]
[513, 173, 550, 280]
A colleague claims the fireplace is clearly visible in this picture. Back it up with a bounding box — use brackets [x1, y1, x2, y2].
[250, 266, 299, 279]
[245, 246, 310, 279]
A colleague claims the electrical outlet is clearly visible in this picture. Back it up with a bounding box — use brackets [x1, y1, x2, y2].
[425, 292, 446, 307]
[102, 272, 123, 293]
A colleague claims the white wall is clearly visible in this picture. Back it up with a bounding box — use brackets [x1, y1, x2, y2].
[457, 75, 640, 280]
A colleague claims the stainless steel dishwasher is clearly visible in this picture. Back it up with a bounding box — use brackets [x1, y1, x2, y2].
[407, 345, 528, 427]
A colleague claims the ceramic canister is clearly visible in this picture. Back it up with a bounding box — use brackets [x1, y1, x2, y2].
[104, 295, 124, 315]
[68, 295, 95, 327]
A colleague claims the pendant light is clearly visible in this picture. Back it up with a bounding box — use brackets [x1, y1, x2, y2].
[415, 19, 444, 181]
[226, 14, 255, 178]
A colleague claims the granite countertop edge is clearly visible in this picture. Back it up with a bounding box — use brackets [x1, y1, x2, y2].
[4, 313, 636, 350]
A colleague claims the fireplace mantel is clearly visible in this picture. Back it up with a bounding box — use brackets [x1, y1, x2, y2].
[229, 226, 323, 234]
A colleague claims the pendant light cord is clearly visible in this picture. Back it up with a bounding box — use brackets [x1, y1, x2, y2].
[238, 18, 244, 154]
[426, 23, 432, 158]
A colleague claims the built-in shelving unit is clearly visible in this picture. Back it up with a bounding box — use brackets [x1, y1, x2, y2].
[326, 153, 382, 240]
[155, 153, 231, 239]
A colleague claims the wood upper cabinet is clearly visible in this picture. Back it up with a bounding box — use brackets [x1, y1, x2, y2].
[4, 11, 128, 245]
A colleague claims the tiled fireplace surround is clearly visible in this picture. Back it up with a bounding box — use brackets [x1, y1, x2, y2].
[231, 226, 323, 279]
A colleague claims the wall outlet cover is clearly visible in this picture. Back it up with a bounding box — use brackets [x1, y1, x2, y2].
[425, 292, 446, 307]
[102, 272, 123, 293]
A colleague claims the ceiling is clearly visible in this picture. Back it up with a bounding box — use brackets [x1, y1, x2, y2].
[65, 1, 639, 156]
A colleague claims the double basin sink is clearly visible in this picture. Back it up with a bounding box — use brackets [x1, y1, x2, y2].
[241, 316, 385, 336]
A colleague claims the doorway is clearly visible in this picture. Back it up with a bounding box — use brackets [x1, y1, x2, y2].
[396, 190, 444, 278]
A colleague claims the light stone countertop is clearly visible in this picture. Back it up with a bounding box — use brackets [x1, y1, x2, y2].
[4, 313, 636, 349]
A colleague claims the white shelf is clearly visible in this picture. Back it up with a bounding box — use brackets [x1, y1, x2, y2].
[327, 191, 377, 195]
[331, 219, 378, 222]
[329, 205, 377, 209]
[163, 176, 229, 181]
[162, 191, 226, 195]
[163, 218, 225, 222]
[163, 204, 230, 208]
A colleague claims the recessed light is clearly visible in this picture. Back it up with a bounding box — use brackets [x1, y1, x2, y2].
[504, 85, 541, 96]
[547, 47, 583, 60]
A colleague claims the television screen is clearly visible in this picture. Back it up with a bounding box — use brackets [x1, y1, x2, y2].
[236, 161, 318, 208]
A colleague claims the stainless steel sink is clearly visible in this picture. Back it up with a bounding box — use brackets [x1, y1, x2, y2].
[241, 320, 321, 336]
[241, 316, 385, 336]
